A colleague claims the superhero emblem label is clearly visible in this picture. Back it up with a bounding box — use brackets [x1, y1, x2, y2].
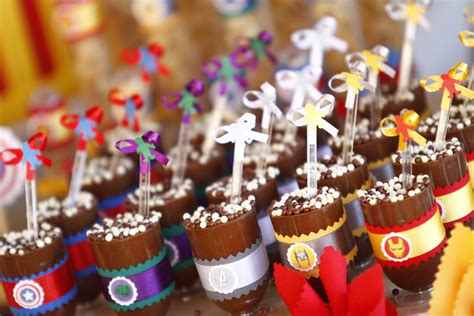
[13, 280, 44, 309]
[381, 233, 412, 262]
[108, 277, 138, 306]
[287, 243, 318, 272]
[208, 266, 238, 294]
[165, 239, 180, 267]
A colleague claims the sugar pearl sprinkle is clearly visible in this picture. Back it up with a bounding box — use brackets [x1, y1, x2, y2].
[169, 143, 219, 165]
[418, 112, 473, 136]
[183, 196, 255, 229]
[206, 168, 280, 198]
[270, 187, 341, 217]
[82, 156, 134, 186]
[392, 138, 462, 164]
[87, 211, 162, 242]
[357, 174, 429, 205]
[38, 192, 95, 220]
[244, 141, 299, 165]
[296, 155, 365, 180]
[329, 119, 389, 148]
[127, 179, 193, 207]
[0, 223, 61, 256]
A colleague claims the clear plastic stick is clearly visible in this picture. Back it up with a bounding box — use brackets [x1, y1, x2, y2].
[460, 66, 473, 119]
[401, 141, 413, 189]
[67, 150, 87, 208]
[230, 157, 243, 204]
[109, 153, 120, 172]
[342, 90, 359, 164]
[307, 125, 318, 199]
[434, 90, 452, 151]
[256, 116, 273, 174]
[172, 122, 191, 188]
[202, 94, 227, 156]
[397, 21, 416, 93]
[25, 176, 38, 241]
[138, 156, 151, 216]
[367, 70, 379, 131]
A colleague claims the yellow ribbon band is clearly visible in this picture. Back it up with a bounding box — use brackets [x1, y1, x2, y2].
[435, 178, 474, 225]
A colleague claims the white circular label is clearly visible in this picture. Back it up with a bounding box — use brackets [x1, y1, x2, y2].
[208, 266, 239, 294]
[13, 280, 44, 309]
[108, 277, 138, 306]
[164, 239, 180, 267]
[286, 243, 318, 272]
[212, 0, 249, 15]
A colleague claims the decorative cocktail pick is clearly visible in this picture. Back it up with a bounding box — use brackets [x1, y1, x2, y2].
[243, 82, 282, 173]
[108, 88, 144, 132]
[201, 51, 247, 156]
[215, 113, 269, 203]
[276, 64, 323, 141]
[386, 0, 431, 95]
[291, 16, 348, 67]
[329, 61, 375, 164]
[287, 95, 339, 199]
[420, 63, 474, 151]
[458, 7, 474, 118]
[381, 109, 426, 189]
[346, 45, 396, 129]
[60, 106, 104, 208]
[121, 43, 170, 82]
[0, 133, 51, 240]
[237, 30, 277, 69]
[116, 131, 168, 216]
[162, 79, 204, 188]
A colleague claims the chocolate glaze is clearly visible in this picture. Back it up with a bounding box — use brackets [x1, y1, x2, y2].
[185, 208, 268, 314]
[331, 136, 398, 165]
[82, 167, 135, 201]
[0, 234, 76, 316]
[360, 184, 442, 291]
[40, 201, 101, 303]
[125, 189, 199, 288]
[88, 223, 172, 316]
[185, 146, 227, 188]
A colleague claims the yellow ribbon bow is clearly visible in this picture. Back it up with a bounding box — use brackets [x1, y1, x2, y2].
[459, 7, 474, 47]
[362, 50, 386, 75]
[380, 110, 427, 151]
[405, 3, 426, 24]
[420, 63, 474, 110]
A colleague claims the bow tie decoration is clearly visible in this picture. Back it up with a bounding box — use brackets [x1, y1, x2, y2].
[420, 63, 474, 150]
[0, 132, 51, 240]
[215, 113, 269, 202]
[162, 79, 204, 123]
[116, 131, 168, 215]
[60, 105, 104, 150]
[385, 0, 431, 93]
[291, 15, 348, 67]
[109, 88, 144, 131]
[121, 43, 170, 82]
[287, 95, 338, 198]
[276, 64, 323, 111]
[237, 31, 277, 69]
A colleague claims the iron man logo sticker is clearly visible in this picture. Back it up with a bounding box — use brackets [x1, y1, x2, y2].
[381, 233, 413, 262]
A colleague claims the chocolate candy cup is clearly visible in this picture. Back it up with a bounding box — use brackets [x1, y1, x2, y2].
[361, 184, 443, 291]
[185, 208, 269, 314]
[89, 223, 173, 316]
[0, 235, 76, 315]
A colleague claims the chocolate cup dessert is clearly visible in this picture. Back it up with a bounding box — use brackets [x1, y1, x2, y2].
[125, 180, 199, 288]
[393, 139, 474, 229]
[38, 192, 101, 303]
[0, 228, 77, 315]
[269, 187, 357, 299]
[81, 156, 136, 218]
[87, 212, 174, 316]
[329, 119, 398, 181]
[184, 199, 269, 314]
[295, 155, 373, 266]
[359, 175, 447, 292]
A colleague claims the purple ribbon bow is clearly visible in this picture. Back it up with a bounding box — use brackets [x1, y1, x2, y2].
[162, 79, 204, 124]
[115, 131, 169, 174]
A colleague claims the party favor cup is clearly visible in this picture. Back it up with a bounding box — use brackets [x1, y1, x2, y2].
[125, 179, 198, 289]
[82, 156, 136, 218]
[184, 198, 270, 314]
[0, 227, 77, 315]
[269, 187, 357, 298]
[393, 139, 474, 229]
[359, 175, 446, 292]
[295, 155, 373, 266]
[38, 192, 101, 303]
[87, 212, 174, 315]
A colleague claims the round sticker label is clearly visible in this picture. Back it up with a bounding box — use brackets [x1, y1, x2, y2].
[381, 233, 412, 262]
[165, 239, 180, 267]
[13, 280, 45, 309]
[287, 243, 318, 272]
[208, 266, 238, 294]
[108, 277, 138, 306]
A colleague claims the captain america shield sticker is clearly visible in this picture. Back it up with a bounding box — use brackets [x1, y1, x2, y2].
[13, 280, 45, 309]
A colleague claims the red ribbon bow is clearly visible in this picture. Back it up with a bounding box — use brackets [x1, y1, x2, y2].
[0, 133, 51, 180]
[394, 114, 413, 143]
[121, 43, 170, 82]
[60, 106, 104, 150]
[108, 88, 144, 131]
[439, 74, 461, 98]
